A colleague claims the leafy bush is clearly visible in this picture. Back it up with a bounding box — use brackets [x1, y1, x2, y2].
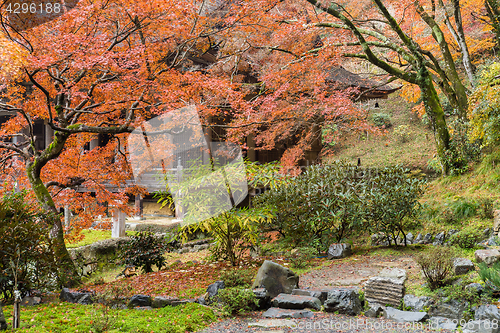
[478, 262, 500, 295]
[0, 191, 59, 302]
[219, 269, 254, 288]
[371, 113, 392, 128]
[364, 166, 426, 246]
[217, 287, 258, 314]
[414, 247, 455, 291]
[119, 231, 170, 273]
[477, 198, 495, 220]
[449, 198, 478, 219]
[254, 162, 365, 251]
[448, 227, 483, 249]
[443, 119, 481, 175]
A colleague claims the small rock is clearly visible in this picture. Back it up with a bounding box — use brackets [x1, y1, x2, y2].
[324, 289, 361, 316]
[406, 233, 414, 243]
[488, 236, 499, 246]
[262, 308, 314, 319]
[20, 296, 42, 307]
[383, 307, 429, 322]
[428, 316, 458, 330]
[448, 229, 458, 237]
[454, 258, 475, 275]
[465, 283, 484, 295]
[475, 249, 500, 265]
[414, 233, 422, 243]
[364, 303, 384, 318]
[292, 289, 329, 304]
[428, 299, 468, 321]
[432, 232, 445, 246]
[422, 233, 433, 244]
[484, 228, 493, 237]
[327, 243, 352, 259]
[403, 294, 432, 312]
[206, 281, 224, 304]
[152, 296, 179, 308]
[271, 294, 321, 310]
[128, 294, 152, 308]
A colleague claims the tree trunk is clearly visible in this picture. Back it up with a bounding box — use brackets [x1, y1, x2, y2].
[26, 162, 80, 287]
[418, 72, 451, 175]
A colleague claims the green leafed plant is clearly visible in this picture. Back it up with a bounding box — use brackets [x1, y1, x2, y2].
[217, 287, 258, 315]
[119, 231, 170, 273]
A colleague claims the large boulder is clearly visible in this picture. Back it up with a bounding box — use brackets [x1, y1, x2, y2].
[271, 294, 321, 310]
[252, 260, 299, 299]
[151, 296, 179, 308]
[60, 288, 94, 305]
[364, 268, 406, 308]
[475, 249, 500, 265]
[0, 302, 6, 331]
[324, 289, 361, 316]
[475, 304, 500, 331]
[327, 243, 351, 259]
[127, 295, 152, 308]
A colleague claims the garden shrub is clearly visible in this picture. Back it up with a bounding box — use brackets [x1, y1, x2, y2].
[371, 113, 392, 128]
[253, 162, 365, 252]
[448, 227, 483, 249]
[364, 166, 426, 246]
[219, 269, 254, 288]
[477, 198, 495, 220]
[119, 231, 170, 273]
[393, 125, 413, 143]
[448, 198, 478, 220]
[414, 246, 455, 290]
[478, 262, 500, 295]
[217, 287, 258, 315]
[0, 191, 59, 302]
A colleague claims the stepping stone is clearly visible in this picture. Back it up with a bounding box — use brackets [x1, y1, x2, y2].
[248, 319, 297, 328]
[428, 317, 458, 330]
[272, 294, 321, 310]
[383, 307, 429, 322]
[364, 268, 406, 308]
[262, 308, 314, 319]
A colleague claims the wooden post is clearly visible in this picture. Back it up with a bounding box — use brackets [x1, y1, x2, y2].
[134, 195, 144, 220]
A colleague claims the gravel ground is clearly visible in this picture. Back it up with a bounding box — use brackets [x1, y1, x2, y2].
[198, 312, 454, 333]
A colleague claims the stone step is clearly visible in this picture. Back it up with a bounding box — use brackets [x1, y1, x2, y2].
[272, 294, 321, 310]
[291, 289, 329, 304]
[262, 308, 314, 319]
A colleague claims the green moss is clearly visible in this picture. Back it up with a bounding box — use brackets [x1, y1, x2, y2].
[1, 302, 216, 332]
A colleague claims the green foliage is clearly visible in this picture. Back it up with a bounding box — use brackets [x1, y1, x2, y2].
[448, 227, 483, 249]
[371, 113, 392, 128]
[245, 160, 287, 191]
[414, 247, 455, 291]
[254, 162, 365, 251]
[119, 231, 170, 273]
[477, 198, 495, 220]
[217, 287, 258, 315]
[469, 62, 500, 148]
[448, 198, 478, 220]
[0, 191, 59, 302]
[435, 283, 484, 306]
[1, 301, 216, 332]
[364, 166, 426, 246]
[443, 119, 481, 175]
[478, 262, 500, 294]
[219, 269, 254, 288]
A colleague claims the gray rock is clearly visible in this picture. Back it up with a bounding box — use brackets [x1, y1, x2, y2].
[324, 289, 361, 316]
[448, 229, 459, 237]
[406, 233, 414, 243]
[60, 288, 94, 304]
[488, 236, 499, 246]
[135, 306, 153, 310]
[292, 289, 328, 304]
[364, 268, 406, 308]
[433, 232, 446, 246]
[485, 228, 493, 237]
[206, 280, 224, 304]
[253, 288, 271, 309]
[383, 307, 429, 322]
[252, 260, 299, 299]
[152, 296, 179, 308]
[494, 210, 500, 234]
[466, 283, 484, 295]
[475, 304, 500, 324]
[428, 316, 458, 330]
[475, 249, 500, 265]
[171, 300, 194, 306]
[0, 302, 6, 331]
[20, 296, 42, 307]
[272, 294, 321, 310]
[422, 233, 433, 244]
[365, 303, 384, 318]
[403, 294, 432, 312]
[248, 319, 297, 328]
[454, 258, 475, 275]
[428, 299, 468, 321]
[327, 243, 351, 259]
[128, 294, 152, 308]
[262, 307, 314, 319]
[414, 233, 422, 243]
[462, 319, 499, 333]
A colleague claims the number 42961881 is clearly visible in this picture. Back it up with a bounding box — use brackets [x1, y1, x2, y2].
[5, 2, 62, 14]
